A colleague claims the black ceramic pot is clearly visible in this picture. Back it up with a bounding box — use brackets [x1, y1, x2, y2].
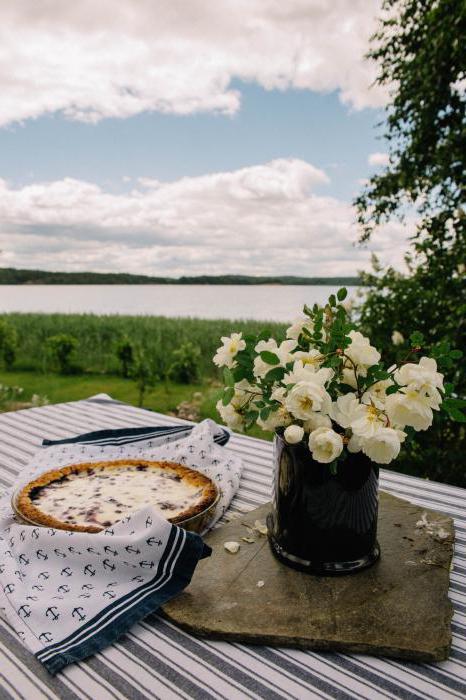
[267, 429, 380, 575]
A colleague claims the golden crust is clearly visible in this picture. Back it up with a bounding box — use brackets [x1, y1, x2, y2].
[16, 459, 218, 533]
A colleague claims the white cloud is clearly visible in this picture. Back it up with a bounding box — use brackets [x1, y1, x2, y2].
[0, 158, 409, 277]
[0, 1, 386, 127]
[368, 152, 390, 167]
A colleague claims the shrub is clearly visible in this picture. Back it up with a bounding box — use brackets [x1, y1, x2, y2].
[116, 337, 135, 377]
[46, 334, 79, 374]
[130, 347, 155, 407]
[168, 342, 201, 384]
[0, 319, 18, 369]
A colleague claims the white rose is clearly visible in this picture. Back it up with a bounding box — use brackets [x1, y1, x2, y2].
[292, 349, 323, 370]
[216, 399, 245, 432]
[257, 405, 292, 432]
[286, 317, 314, 341]
[213, 332, 246, 369]
[284, 424, 305, 444]
[309, 427, 343, 464]
[385, 387, 436, 431]
[330, 393, 360, 429]
[302, 411, 332, 432]
[361, 427, 404, 464]
[285, 380, 332, 420]
[391, 331, 404, 346]
[345, 330, 381, 368]
[395, 356, 444, 393]
[341, 367, 359, 389]
[362, 378, 394, 408]
[253, 338, 296, 378]
[284, 360, 333, 386]
[350, 403, 387, 439]
[230, 379, 257, 408]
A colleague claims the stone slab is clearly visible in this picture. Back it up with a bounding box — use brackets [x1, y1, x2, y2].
[162, 492, 454, 662]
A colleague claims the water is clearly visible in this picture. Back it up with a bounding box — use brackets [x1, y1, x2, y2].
[0, 285, 358, 322]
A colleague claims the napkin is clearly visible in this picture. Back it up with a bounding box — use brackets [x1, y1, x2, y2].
[0, 419, 242, 674]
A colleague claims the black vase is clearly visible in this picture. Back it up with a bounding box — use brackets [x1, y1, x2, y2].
[267, 430, 380, 575]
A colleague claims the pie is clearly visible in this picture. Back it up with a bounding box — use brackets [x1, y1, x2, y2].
[15, 459, 218, 533]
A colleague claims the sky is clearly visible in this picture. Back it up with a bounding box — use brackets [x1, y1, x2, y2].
[0, 0, 407, 278]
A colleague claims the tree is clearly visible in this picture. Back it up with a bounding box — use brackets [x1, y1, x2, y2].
[354, 0, 466, 485]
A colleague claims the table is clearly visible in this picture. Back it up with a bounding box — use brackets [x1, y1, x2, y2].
[0, 394, 465, 700]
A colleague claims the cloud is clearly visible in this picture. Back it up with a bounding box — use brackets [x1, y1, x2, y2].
[368, 152, 390, 167]
[0, 158, 409, 277]
[0, 1, 387, 127]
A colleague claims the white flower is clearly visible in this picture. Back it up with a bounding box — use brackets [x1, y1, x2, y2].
[271, 386, 287, 404]
[361, 427, 404, 464]
[347, 433, 363, 453]
[330, 393, 360, 429]
[395, 357, 444, 394]
[286, 317, 314, 341]
[309, 427, 343, 464]
[341, 367, 359, 389]
[292, 349, 323, 369]
[284, 424, 305, 444]
[350, 403, 387, 438]
[253, 338, 296, 378]
[362, 378, 394, 407]
[230, 379, 256, 408]
[345, 330, 381, 369]
[256, 405, 292, 432]
[213, 332, 246, 369]
[285, 380, 332, 420]
[284, 360, 333, 386]
[302, 412, 332, 432]
[391, 331, 404, 346]
[216, 399, 245, 432]
[385, 386, 439, 431]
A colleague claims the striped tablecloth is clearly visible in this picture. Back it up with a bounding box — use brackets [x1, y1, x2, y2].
[0, 394, 465, 700]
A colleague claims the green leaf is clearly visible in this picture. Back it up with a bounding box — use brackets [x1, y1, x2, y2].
[222, 387, 234, 406]
[443, 397, 466, 409]
[328, 294, 336, 307]
[337, 287, 348, 301]
[260, 406, 272, 420]
[303, 304, 313, 318]
[410, 331, 424, 346]
[450, 349, 463, 359]
[260, 351, 280, 365]
[329, 461, 338, 475]
[264, 366, 286, 382]
[223, 367, 234, 386]
[385, 384, 399, 395]
[444, 406, 466, 423]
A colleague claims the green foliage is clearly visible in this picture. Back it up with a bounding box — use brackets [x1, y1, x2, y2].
[168, 342, 201, 384]
[0, 319, 18, 369]
[116, 337, 135, 378]
[0, 313, 286, 378]
[353, 0, 466, 485]
[130, 347, 155, 407]
[46, 334, 79, 375]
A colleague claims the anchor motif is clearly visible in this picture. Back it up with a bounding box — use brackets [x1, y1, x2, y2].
[31, 528, 40, 539]
[102, 590, 116, 599]
[199, 449, 207, 459]
[57, 584, 71, 593]
[32, 584, 44, 591]
[47, 529, 56, 536]
[125, 544, 140, 554]
[36, 549, 48, 560]
[45, 606, 60, 621]
[4, 550, 13, 557]
[72, 607, 86, 622]
[9, 537, 14, 548]
[104, 545, 118, 556]
[0, 565, 4, 574]
[146, 537, 162, 547]
[19, 530, 26, 542]
[107, 581, 118, 587]
[84, 564, 96, 576]
[81, 583, 94, 590]
[26, 595, 39, 601]
[79, 593, 91, 599]
[131, 575, 144, 583]
[60, 567, 73, 577]
[103, 527, 114, 536]
[18, 605, 32, 618]
[102, 558, 115, 571]
[68, 546, 82, 555]
[145, 516, 153, 528]
[54, 548, 66, 558]
[3, 583, 15, 594]
[39, 632, 53, 643]
[14, 570, 26, 581]
[18, 554, 30, 565]
[139, 560, 155, 569]
[52, 596, 64, 600]
[86, 546, 100, 555]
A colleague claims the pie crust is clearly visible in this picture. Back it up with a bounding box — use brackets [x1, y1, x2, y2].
[16, 459, 218, 533]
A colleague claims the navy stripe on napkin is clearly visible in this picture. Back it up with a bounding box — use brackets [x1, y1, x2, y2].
[35, 526, 211, 675]
[42, 424, 230, 448]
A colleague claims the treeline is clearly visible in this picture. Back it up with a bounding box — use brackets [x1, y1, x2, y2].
[0, 267, 360, 286]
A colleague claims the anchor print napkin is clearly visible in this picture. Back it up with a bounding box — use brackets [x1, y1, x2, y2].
[0, 420, 242, 673]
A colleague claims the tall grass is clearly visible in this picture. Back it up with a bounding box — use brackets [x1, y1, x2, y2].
[1, 313, 287, 377]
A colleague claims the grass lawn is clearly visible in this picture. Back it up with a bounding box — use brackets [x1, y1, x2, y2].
[0, 370, 271, 440]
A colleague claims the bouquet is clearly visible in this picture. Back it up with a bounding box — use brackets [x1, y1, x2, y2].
[213, 288, 463, 470]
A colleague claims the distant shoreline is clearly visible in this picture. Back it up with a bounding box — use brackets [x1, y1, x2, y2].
[0, 267, 360, 286]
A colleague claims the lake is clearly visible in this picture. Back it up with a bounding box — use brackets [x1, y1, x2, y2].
[0, 285, 358, 322]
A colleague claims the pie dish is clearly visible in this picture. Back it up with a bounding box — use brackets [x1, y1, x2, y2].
[15, 459, 218, 533]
